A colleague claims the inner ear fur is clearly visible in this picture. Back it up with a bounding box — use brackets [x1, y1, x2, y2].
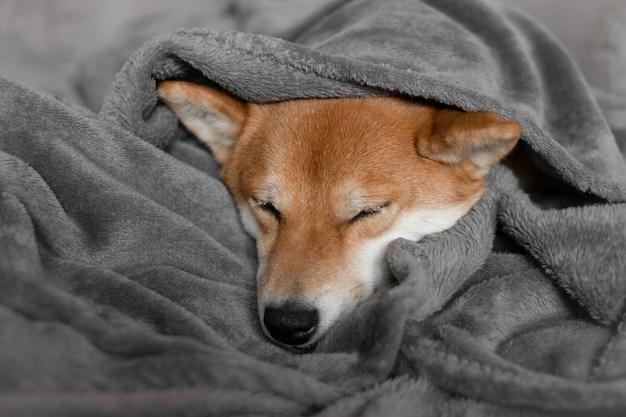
[156, 80, 247, 164]
[416, 107, 521, 177]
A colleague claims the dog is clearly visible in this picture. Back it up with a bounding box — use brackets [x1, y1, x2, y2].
[157, 80, 521, 348]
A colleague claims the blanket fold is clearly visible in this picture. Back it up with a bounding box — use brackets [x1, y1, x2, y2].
[2, 0, 626, 415]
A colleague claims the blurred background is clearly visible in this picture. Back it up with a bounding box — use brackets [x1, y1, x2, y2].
[1, 0, 625, 108]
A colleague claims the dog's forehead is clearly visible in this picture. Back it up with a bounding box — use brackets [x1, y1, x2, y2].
[234, 97, 439, 206]
[250, 98, 424, 169]
[247, 154, 414, 216]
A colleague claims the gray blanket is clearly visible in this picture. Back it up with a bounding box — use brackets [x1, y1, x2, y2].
[2, 0, 626, 415]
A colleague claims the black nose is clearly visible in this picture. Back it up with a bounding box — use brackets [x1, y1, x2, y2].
[263, 302, 319, 346]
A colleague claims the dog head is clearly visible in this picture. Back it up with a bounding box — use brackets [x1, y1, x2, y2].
[157, 81, 520, 348]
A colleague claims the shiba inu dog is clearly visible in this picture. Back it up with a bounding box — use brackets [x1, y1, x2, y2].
[157, 80, 521, 348]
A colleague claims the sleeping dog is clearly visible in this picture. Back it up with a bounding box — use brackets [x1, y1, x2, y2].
[157, 81, 520, 348]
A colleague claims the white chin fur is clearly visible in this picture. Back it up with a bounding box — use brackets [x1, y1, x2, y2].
[354, 206, 470, 297]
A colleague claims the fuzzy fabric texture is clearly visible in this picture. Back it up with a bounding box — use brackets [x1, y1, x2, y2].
[2, 0, 626, 416]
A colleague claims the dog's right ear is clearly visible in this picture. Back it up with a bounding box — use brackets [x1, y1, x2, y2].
[156, 81, 247, 164]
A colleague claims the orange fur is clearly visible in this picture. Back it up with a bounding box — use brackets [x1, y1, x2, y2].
[157, 80, 521, 347]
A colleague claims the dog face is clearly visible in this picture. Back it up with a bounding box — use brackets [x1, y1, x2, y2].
[157, 81, 520, 348]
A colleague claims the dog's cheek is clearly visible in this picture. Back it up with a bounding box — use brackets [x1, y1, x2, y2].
[353, 237, 393, 296]
[237, 204, 262, 239]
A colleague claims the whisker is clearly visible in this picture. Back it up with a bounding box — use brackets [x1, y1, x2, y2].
[417, 218, 447, 232]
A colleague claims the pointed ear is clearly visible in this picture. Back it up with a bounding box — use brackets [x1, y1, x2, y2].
[156, 80, 247, 164]
[416, 108, 521, 177]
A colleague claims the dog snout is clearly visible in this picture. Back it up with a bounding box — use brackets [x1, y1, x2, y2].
[263, 302, 319, 346]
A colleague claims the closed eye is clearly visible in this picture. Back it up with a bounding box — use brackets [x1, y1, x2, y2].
[253, 198, 282, 222]
[349, 202, 390, 224]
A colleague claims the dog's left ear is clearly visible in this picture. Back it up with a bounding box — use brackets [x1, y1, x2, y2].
[416, 108, 521, 177]
[156, 80, 247, 164]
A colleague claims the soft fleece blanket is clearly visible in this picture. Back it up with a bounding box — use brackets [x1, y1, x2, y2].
[2, 0, 626, 416]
